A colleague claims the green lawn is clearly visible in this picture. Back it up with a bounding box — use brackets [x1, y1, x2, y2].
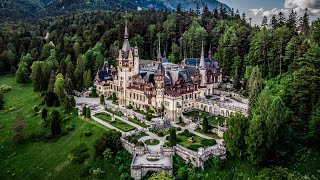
[195, 129, 222, 139]
[0, 75, 124, 179]
[177, 133, 206, 151]
[144, 139, 160, 146]
[95, 112, 135, 132]
[128, 117, 148, 128]
[132, 132, 148, 140]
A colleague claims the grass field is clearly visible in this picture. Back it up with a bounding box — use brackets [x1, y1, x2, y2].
[94, 112, 135, 132]
[0, 76, 128, 179]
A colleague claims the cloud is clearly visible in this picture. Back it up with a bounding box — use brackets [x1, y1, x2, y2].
[250, 8, 264, 16]
[258, 0, 320, 20]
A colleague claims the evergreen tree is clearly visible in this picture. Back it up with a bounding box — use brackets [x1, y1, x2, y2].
[270, 15, 278, 29]
[196, 2, 200, 17]
[15, 61, 29, 84]
[309, 100, 320, 149]
[169, 128, 177, 147]
[248, 66, 263, 116]
[112, 92, 117, 104]
[63, 95, 73, 111]
[51, 110, 61, 136]
[100, 95, 105, 105]
[261, 16, 268, 28]
[41, 108, 48, 120]
[54, 73, 65, 104]
[287, 10, 297, 33]
[48, 71, 56, 92]
[86, 107, 91, 118]
[75, 55, 85, 89]
[65, 78, 74, 95]
[31, 61, 44, 91]
[13, 112, 25, 143]
[224, 113, 248, 158]
[277, 12, 285, 26]
[299, 8, 310, 36]
[203, 117, 209, 134]
[82, 106, 87, 116]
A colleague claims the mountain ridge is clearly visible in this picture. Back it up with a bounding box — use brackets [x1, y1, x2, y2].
[0, 0, 230, 19]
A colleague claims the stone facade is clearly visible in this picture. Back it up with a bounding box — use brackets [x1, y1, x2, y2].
[93, 23, 247, 123]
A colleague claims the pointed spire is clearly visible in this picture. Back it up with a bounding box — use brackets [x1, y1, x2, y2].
[157, 36, 162, 62]
[208, 43, 212, 59]
[124, 12, 129, 39]
[199, 41, 205, 68]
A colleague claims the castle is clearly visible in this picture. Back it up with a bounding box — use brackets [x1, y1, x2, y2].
[95, 22, 225, 122]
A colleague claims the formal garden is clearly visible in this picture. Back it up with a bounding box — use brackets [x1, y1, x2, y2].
[94, 112, 135, 132]
[176, 130, 216, 151]
[183, 110, 225, 126]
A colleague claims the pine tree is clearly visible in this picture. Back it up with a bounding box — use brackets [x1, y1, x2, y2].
[270, 15, 278, 29]
[287, 10, 297, 33]
[203, 117, 209, 133]
[224, 113, 248, 158]
[15, 61, 29, 84]
[299, 8, 310, 36]
[51, 110, 61, 136]
[169, 128, 177, 147]
[31, 61, 44, 91]
[48, 71, 56, 92]
[42, 108, 48, 120]
[248, 66, 263, 116]
[277, 12, 285, 26]
[65, 78, 74, 95]
[86, 107, 91, 118]
[196, 2, 200, 17]
[261, 16, 268, 28]
[54, 73, 65, 104]
[100, 95, 105, 105]
[82, 106, 87, 116]
[75, 55, 85, 89]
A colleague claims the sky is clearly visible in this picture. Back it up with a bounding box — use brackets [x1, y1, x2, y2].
[219, 0, 320, 25]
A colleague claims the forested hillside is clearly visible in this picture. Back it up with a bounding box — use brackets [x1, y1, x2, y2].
[0, 6, 320, 179]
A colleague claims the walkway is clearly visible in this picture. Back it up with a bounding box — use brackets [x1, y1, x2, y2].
[91, 115, 125, 134]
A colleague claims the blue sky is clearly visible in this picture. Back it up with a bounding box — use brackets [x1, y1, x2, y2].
[219, 0, 320, 25]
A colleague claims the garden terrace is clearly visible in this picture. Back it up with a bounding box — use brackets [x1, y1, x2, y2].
[94, 112, 135, 132]
[183, 110, 225, 126]
[105, 107, 123, 117]
[128, 117, 148, 128]
[176, 130, 216, 151]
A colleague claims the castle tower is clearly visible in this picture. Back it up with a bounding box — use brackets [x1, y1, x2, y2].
[154, 39, 165, 112]
[199, 41, 207, 87]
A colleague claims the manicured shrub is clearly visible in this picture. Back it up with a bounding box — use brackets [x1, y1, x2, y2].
[180, 130, 194, 137]
[51, 110, 61, 136]
[136, 142, 144, 147]
[201, 139, 216, 146]
[130, 138, 138, 144]
[86, 108, 91, 118]
[127, 104, 133, 109]
[45, 91, 59, 107]
[187, 144, 204, 151]
[157, 132, 164, 137]
[126, 136, 133, 142]
[177, 127, 182, 131]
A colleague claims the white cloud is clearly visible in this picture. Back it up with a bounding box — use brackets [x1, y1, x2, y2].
[261, 0, 320, 19]
[250, 8, 264, 16]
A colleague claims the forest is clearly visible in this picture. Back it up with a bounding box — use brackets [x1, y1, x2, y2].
[0, 3, 320, 179]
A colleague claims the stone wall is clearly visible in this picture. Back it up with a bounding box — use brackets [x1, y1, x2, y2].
[213, 89, 249, 104]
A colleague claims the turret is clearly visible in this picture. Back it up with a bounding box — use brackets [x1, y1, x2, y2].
[199, 41, 207, 87]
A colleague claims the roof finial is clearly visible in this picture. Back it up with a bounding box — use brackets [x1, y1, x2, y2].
[199, 40, 205, 68]
[157, 36, 162, 62]
[124, 11, 129, 39]
[208, 43, 212, 59]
